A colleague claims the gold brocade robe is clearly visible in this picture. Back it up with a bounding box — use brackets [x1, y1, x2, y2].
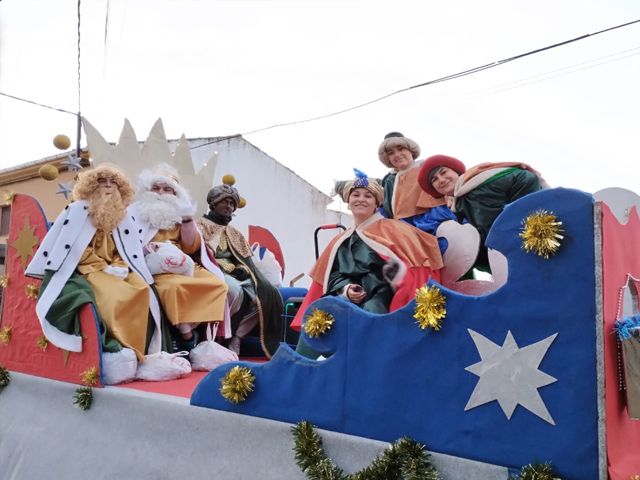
[151, 225, 228, 326]
[77, 231, 150, 360]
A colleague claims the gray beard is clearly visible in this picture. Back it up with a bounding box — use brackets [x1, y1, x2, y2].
[136, 191, 184, 230]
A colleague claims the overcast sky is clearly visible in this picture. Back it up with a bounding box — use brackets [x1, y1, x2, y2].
[1, 0, 639, 197]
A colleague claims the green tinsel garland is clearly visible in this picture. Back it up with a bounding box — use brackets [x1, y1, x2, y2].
[292, 421, 441, 480]
[73, 386, 93, 411]
[0, 364, 10, 391]
[509, 462, 561, 480]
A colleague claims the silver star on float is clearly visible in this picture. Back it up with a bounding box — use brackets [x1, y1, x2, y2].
[464, 329, 558, 425]
[60, 154, 83, 172]
[56, 181, 74, 200]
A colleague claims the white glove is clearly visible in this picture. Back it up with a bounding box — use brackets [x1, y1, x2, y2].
[103, 265, 129, 279]
[177, 200, 197, 220]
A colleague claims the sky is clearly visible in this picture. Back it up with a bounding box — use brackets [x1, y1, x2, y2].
[0, 0, 639, 197]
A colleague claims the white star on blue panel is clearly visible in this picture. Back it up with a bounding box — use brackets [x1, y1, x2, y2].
[464, 329, 558, 425]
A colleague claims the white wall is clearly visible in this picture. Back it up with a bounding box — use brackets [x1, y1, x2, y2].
[184, 137, 351, 287]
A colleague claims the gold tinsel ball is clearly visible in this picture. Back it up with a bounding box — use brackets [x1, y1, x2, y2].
[39, 164, 59, 181]
[238, 197, 247, 209]
[222, 174, 236, 186]
[304, 309, 335, 338]
[53, 134, 71, 150]
[519, 210, 564, 259]
[220, 366, 255, 404]
[413, 285, 447, 331]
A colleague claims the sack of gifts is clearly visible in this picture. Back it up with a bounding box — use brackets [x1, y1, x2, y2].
[135, 351, 192, 381]
[145, 241, 195, 276]
[102, 348, 138, 385]
[616, 315, 640, 419]
[190, 323, 239, 371]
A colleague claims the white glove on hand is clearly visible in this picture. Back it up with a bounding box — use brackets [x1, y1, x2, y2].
[103, 265, 129, 279]
[177, 200, 197, 220]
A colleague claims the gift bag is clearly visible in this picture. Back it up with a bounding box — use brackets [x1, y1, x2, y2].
[616, 316, 640, 419]
[102, 348, 138, 385]
[190, 323, 239, 371]
[145, 241, 195, 276]
[135, 351, 192, 381]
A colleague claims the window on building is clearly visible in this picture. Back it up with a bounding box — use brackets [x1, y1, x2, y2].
[0, 205, 10, 236]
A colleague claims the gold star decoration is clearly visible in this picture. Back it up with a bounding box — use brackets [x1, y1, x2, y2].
[10, 217, 40, 270]
[303, 309, 335, 338]
[519, 210, 564, 260]
[36, 335, 49, 351]
[0, 326, 12, 345]
[25, 283, 40, 300]
[220, 366, 255, 404]
[0, 275, 8, 289]
[413, 285, 447, 331]
[81, 366, 99, 387]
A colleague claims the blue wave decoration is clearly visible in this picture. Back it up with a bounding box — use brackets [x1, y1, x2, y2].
[192, 188, 598, 478]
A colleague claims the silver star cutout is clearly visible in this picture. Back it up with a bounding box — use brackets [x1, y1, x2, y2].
[464, 329, 558, 425]
[61, 154, 83, 171]
[56, 181, 74, 200]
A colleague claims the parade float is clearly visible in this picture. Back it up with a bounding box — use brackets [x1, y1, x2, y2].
[0, 121, 639, 479]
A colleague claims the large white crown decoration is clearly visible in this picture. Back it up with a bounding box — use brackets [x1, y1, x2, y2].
[82, 117, 218, 214]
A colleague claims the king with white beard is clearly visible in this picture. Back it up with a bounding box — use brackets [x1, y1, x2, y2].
[131, 164, 230, 351]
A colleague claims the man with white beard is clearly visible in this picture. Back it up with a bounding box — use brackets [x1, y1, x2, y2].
[132, 164, 229, 352]
[26, 164, 162, 361]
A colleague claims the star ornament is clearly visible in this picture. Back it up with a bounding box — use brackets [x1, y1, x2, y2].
[56, 181, 74, 200]
[10, 217, 40, 270]
[464, 329, 558, 425]
[61, 154, 83, 172]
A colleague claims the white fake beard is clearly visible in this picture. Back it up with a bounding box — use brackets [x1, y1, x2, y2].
[136, 191, 185, 230]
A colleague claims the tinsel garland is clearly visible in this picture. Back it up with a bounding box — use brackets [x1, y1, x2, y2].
[36, 335, 49, 351]
[508, 462, 560, 480]
[413, 286, 446, 331]
[220, 365, 255, 403]
[81, 366, 99, 387]
[292, 421, 441, 480]
[0, 364, 10, 391]
[73, 386, 93, 411]
[519, 210, 564, 259]
[304, 309, 335, 338]
[0, 326, 12, 345]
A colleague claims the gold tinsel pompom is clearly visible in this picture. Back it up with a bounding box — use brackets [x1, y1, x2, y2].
[25, 283, 40, 300]
[39, 164, 59, 181]
[81, 366, 99, 386]
[238, 197, 247, 209]
[0, 326, 12, 345]
[3, 192, 15, 204]
[37, 335, 49, 351]
[0, 275, 8, 288]
[73, 386, 93, 411]
[413, 285, 447, 331]
[519, 210, 564, 259]
[303, 309, 335, 338]
[222, 174, 236, 186]
[220, 366, 255, 404]
[53, 134, 71, 150]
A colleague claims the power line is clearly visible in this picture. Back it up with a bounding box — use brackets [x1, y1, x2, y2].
[242, 18, 640, 136]
[0, 92, 77, 115]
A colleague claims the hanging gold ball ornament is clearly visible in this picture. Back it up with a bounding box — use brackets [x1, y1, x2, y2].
[237, 197, 247, 209]
[519, 209, 564, 259]
[304, 308, 335, 338]
[220, 365, 255, 404]
[413, 285, 447, 331]
[53, 134, 71, 150]
[81, 366, 100, 387]
[38, 164, 59, 181]
[222, 174, 236, 186]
